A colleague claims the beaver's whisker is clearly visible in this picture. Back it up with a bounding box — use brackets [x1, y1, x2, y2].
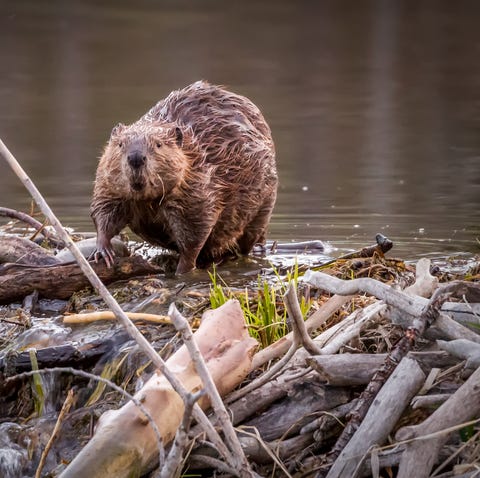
[157, 174, 165, 207]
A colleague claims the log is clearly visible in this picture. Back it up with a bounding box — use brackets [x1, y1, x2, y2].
[59, 300, 258, 478]
[325, 356, 425, 478]
[0, 330, 130, 376]
[395, 363, 480, 478]
[0, 255, 163, 303]
[0, 235, 59, 265]
[306, 352, 460, 387]
[229, 368, 319, 426]
[441, 302, 480, 331]
[243, 380, 351, 441]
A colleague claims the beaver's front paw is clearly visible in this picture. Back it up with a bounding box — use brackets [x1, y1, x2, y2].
[93, 236, 116, 268]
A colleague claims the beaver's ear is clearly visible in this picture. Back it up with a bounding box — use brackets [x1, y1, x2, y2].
[175, 127, 183, 147]
[110, 123, 125, 138]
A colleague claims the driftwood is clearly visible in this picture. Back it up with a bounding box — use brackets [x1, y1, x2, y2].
[300, 266, 480, 477]
[395, 364, 480, 478]
[305, 351, 458, 386]
[325, 356, 425, 478]
[437, 339, 480, 368]
[0, 255, 163, 303]
[304, 270, 480, 342]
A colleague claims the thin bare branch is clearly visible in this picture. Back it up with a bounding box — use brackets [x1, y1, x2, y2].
[169, 303, 255, 477]
[284, 281, 322, 355]
[35, 389, 75, 478]
[0, 138, 230, 463]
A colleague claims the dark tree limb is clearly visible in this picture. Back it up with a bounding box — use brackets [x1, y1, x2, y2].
[320, 233, 393, 268]
[0, 255, 164, 303]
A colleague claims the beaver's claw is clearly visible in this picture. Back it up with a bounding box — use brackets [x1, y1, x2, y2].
[92, 237, 115, 268]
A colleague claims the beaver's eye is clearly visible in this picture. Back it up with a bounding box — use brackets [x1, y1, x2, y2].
[156, 142, 162, 148]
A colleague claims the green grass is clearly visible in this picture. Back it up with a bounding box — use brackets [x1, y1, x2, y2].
[209, 263, 311, 349]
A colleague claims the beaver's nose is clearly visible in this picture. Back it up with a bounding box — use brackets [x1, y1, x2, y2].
[127, 151, 146, 169]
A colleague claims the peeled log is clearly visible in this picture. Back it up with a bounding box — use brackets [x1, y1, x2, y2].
[59, 300, 258, 478]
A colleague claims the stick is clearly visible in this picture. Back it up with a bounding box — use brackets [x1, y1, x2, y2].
[227, 281, 330, 405]
[252, 294, 352, 369]
[316, 282, 460, 477]
[226, 330, 299, 404]
[0, 138, 229, 466]
[324, 357, 425, 478]
[0, 206, 60, 243]
[35, 389, 75, 478]
[284, 282, 322, 355]
[160, 389, 205, 478]
[63, 311, 173, 325]
[395, 364, 480, 478]
[168, 303, 255, 478]
[305, 271, 480, 343]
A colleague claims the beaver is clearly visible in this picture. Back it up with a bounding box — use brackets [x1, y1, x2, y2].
[91, 81, 278, 274]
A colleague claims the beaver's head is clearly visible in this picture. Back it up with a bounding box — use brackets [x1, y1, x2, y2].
[99, 121, 189, 200]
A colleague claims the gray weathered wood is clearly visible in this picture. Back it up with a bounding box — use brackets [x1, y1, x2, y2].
[395, 363, 480, 478]
[325, 357, 425, 478]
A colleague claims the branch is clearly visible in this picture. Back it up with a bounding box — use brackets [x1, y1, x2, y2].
[63, 311, 173, 325]
[284, 282, 322, 355]
[324, 357, 425, 478]
[160, 389, 205, 478]
[0, 206, 60, 243]
[168, 303, 255, 477]
[35, 388, 75, 478]
[251, 294, 352, 369]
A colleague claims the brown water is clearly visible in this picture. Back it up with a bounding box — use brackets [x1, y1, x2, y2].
[1, 0, 479, 261]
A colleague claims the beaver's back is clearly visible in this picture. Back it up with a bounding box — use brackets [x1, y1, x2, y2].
[143, 81, 275, 172]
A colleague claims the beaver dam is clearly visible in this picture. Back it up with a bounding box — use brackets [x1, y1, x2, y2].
[1, 200, 479, 478]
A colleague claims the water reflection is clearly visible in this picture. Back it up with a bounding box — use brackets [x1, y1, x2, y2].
[0, 0, 479, 260]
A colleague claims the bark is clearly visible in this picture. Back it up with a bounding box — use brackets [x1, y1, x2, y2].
[243, 381, 351, 441]
[0, 235, 59, 265]
[0, 255, 163, 303]
[0, 330, 130, 376]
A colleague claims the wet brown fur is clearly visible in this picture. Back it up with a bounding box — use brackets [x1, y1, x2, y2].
[91, 81, 278, 273]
